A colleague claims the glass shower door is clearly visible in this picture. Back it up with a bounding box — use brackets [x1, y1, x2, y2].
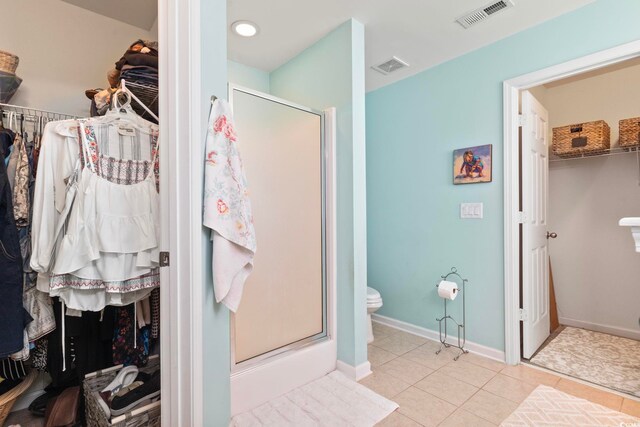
[230, 86, 326, 367]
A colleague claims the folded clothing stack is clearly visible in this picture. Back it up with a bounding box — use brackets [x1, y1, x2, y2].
[115, 40, 158, 123]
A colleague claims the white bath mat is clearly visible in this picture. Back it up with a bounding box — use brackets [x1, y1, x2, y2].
[501, 385, 639, 426]
[231, 371, 398, 426]
[530, 327, 640, 397]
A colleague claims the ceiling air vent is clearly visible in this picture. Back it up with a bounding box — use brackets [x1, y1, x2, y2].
[371, 56, 409, 75]
[456, 0, 515, 29]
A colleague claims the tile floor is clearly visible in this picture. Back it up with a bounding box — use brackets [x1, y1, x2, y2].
[5, 323, 640, 427]
[363, 322, 640, 426]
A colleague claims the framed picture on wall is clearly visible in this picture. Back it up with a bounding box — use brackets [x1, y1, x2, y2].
[453, 144, 492, 184]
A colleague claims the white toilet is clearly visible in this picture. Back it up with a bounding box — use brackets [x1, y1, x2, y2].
[367, 287, 383, 343]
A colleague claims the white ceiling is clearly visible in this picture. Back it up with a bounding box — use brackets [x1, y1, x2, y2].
[228, 0, 595, 92]
[61, 0, 157, 30]
[59, 0, 596, 91]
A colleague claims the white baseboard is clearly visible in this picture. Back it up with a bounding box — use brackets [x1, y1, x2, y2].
[559, 317, 640, 341]
[371, 314, 505, 363]
[336, 360, 372, 381]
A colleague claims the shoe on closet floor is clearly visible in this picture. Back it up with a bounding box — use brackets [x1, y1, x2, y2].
[97, 365, 139, 416]
[110, 370, 160, 417]
[44, 386, 80, 427]
[29, 387, 63, 417]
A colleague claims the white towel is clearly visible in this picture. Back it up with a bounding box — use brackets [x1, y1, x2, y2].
[203, 99, 256, 312]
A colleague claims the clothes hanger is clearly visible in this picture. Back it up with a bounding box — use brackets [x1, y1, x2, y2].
[8, 111, 16, 132]
[32, 115, 38, 140]
[35, 116, 44, 150]
[119, 79, 159, 122]
[93, 81, 156, 129]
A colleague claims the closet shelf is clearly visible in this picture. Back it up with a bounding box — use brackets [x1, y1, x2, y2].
[550, 146, 640, 162]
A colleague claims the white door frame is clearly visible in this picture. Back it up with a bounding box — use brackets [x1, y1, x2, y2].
[159, 0, 210, 425]
[503, 39, 640, 365]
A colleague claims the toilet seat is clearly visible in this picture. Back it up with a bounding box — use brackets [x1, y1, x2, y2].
[367, 287, 380, 300]
[367, 287, 383, 308]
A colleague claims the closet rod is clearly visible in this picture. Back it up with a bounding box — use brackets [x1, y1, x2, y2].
[0, 103, 76, 121]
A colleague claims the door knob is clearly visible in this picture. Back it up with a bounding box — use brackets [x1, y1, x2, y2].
[547, 232, 557, 239]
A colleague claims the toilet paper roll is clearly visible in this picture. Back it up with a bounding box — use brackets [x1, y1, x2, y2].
[437, 280, 458, 300]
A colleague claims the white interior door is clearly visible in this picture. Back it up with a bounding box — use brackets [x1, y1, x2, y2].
[521, 90, 550, 359]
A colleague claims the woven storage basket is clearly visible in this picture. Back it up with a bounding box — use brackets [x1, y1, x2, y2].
[84, 357, 160, 427]
[552, 120, 610, 158]
[0, 50, 19, 74]
[0, 72, 22, 103]
[0, 370, 37, 425]
[619, 117, 640, 148]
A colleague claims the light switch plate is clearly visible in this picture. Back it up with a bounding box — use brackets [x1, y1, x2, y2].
[461, 202, 483, 219]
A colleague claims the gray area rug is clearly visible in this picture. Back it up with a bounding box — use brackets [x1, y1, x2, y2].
[530, 327, 640, 397]
[501, 385, 639, 426]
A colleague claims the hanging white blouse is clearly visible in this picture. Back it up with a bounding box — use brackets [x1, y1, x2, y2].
[31, 118, 161, 311]
[30, 120, 84, 291]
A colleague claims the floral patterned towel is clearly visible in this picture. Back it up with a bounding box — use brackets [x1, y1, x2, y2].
[203, 99, 256, 312]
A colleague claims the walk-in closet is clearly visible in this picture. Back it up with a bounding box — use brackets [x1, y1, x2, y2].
[1, 1, 163, 425]
[520, 57, 640, 399]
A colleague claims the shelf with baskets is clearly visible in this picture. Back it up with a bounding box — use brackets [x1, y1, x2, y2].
[551, 116, 640, 161]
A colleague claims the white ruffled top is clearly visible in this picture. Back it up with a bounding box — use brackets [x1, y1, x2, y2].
[31, 118, 160, 311]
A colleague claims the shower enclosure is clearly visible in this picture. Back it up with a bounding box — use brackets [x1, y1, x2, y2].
[229, 85, 336, 414]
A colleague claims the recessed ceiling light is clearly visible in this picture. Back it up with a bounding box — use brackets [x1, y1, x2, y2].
[232, 20, 259, 37]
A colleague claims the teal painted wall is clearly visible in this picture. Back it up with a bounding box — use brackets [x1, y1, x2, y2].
[201, 0, 230, 425]
[228, 60, 270, 93]
[366, 0, 640, 352]
[270, 19, 368, 366]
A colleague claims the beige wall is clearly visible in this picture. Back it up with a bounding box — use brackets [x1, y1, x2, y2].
[0, 0, 154, 116]
[534, 59, 640, 339]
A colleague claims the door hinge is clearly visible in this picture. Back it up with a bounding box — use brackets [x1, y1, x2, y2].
[159, 251, 170, 267]
[519, 308, 528, 322]
[517, 211, 527, 223]
[518, 114, 526, 127]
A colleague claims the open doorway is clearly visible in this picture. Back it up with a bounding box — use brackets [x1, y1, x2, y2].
[520, 58, 640, 397]
[504, 40, 640, 399]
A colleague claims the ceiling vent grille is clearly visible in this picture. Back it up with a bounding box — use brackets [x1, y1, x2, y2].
[371, 56, 409, 75]
[456, 0, 515, 29]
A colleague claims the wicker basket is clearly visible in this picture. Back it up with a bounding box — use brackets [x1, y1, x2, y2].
[0, 71, 22, 103]
[0, 370, 37, 425]
[552, 120, 610, 158]
[0, 50, 19, 74]
[84, 357, 160, 427]
[619, 117, 640, 148]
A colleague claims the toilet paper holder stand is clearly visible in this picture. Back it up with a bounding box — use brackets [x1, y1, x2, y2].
[435, 267, 469, 361]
